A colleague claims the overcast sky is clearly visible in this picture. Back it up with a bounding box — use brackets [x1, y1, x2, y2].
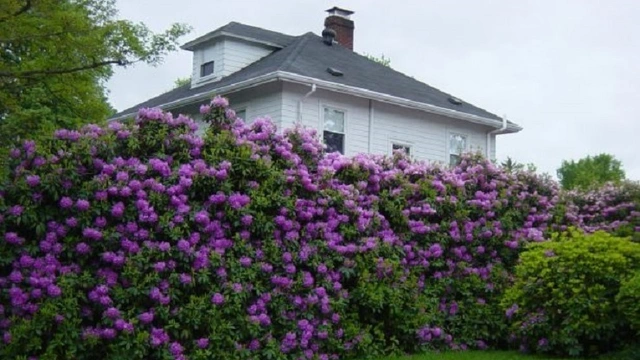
[107, 0, 640, 179]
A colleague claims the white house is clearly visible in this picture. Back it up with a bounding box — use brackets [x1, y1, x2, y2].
[110, 7, 522, 165]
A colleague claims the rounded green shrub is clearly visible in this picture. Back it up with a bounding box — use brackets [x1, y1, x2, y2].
[502, 229, 640, 357]
[617, 270, 640, 334]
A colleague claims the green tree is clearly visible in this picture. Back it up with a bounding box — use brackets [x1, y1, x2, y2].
[557, 153, 625, 190]
[501, 157, 525, 173]
[0, 0, 190, 166]
[363, 53, 391, 67]
[173, 76, 192, 89]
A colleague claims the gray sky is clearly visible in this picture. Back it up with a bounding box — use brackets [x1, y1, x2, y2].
[107, 0, 640, 179]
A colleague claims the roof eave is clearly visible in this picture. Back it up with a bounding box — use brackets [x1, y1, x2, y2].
[108, 72, 281, 122]
[276, 71, 522, 131]
[110, 70, 523, 132]
[181, 32, 285, 51]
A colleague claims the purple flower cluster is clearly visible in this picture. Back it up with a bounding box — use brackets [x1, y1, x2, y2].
[1, 97, 635, 359]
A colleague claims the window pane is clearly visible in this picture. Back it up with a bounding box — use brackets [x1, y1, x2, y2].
[235, 109, 246, 121]
[324, 131, 344, 154]
[392, 143, 410, 155]
[323, 108, 345, 133]
[450, 154, 461, 166]
[200, 61, 214, 77]
[449, 134, 467, 155]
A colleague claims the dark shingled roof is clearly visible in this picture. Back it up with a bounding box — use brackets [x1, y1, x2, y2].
[112, 23, 502, 122]
[181, 22, 297, 50]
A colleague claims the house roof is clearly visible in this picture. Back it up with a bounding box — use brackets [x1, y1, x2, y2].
[113, 22, 518, 130]
[181, 22, 297, 50]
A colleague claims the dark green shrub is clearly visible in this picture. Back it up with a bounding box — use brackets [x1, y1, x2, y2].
[617, 270, 640, 334]
[502, 229, 640, 357]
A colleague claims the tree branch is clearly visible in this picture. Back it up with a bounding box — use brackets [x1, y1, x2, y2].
[0, 59, 130, 79]
[0, 0, 32, 23]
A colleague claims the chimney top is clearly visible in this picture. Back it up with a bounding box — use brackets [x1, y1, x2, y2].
[324, 6, 355, 50]
[326, 6, 354, 19]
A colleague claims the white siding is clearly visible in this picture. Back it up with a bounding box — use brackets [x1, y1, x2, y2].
[281, 83, 370, 156]
[190, 38, 274, 88]
[221, 39, 273, 77]
[281, 82, 496, 163]
[191, 41, 225, 88]
[227, 82, 283, 125]
[169, 82, 284, 131]
[170, 81, 499, 162]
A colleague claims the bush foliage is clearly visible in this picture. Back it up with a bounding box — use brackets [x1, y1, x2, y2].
[617, 270, 640, 335]
[0, 97, 638, 359]
[502, 230, 640, 357]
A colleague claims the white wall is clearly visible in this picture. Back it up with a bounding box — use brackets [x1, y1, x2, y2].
[191, 41, 224, 88]
[171, 82, 284, 134]
[281, 82, 497, 163]
[171, 81, 498, 162]
[221, 39, 273, 77]
[191, 38, 274, 88]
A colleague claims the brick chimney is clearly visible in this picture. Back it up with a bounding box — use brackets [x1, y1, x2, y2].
[324, 7, 355, 50]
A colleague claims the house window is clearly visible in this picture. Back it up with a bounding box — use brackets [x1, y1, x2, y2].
[323, 107, 345, 154]
[200, 61, 214, 77]
[235, 109, 246, 121]
[449, 133, 467, 166]
[392, 143, 411, 156]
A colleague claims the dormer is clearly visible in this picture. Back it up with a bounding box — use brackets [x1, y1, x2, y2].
[181, 22, 295, 88]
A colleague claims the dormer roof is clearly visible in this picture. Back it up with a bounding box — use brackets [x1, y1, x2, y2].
[181, 22, 297, 50]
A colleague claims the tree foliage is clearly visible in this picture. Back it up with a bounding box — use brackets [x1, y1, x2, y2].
[363, 53, 391, 67]
[0, 0, 190, 169]
[173, 76, 192, 89]
[557, 154, 625, 190]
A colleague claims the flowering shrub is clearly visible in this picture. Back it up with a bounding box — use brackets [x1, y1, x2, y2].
[502, 229, 640, 357]
[0, 96, 579, 359]
[559, 181, 640, 237]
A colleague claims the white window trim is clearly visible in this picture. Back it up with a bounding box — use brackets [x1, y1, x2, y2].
[320, 104, 348, 155]
[447, 131, 468, 166]
[233, 104, 249, 122]
[389, 139, 413, 157]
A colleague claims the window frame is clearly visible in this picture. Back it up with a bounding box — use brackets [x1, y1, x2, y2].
[321, 105, 347, 155]
[447, 132, 468, 166]
[199, 60, 215, 78]
[234, 106, 248, 123]
[389, 140, 412, 157]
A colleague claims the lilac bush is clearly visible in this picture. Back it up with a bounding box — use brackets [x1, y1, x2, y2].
[0, 96, 601, 359]
[559, 181, 640, 236]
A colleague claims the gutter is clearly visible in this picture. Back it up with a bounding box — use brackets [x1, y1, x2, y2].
[297, 83, 317, 122]
[486, 114, 508, 159]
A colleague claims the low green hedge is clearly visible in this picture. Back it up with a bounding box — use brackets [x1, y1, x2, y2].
[502, 229, 640, 357]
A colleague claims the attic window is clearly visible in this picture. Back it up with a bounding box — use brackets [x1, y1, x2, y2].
[200, 61, 214, 77]
[448, 96, 463, 105]
[327, 67, 344, 77]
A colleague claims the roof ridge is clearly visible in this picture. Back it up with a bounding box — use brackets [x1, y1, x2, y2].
[277, 33, 315, 71]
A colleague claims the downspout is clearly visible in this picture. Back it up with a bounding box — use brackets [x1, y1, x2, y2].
[486, 114, 508, 159]
[368, 100, 374, 153]
[297, 83, 317, 123]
